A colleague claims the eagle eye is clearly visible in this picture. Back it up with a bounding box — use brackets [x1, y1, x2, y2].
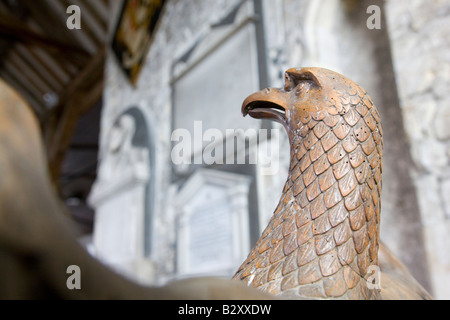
[284, 72, 319, 93]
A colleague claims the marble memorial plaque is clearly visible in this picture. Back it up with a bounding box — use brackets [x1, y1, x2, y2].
[172, 22, 261, 157]
[174, 169, 251, 278]
[187, 199, 232, 274]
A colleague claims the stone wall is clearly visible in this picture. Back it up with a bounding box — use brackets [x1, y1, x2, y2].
[385, 0, 450, 299]
[261, 0, 436, 293]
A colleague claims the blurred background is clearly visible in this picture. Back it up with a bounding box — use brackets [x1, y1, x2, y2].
[0, 0, 449, 299]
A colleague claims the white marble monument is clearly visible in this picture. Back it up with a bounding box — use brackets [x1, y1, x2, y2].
[88, 113, 154, 283]
[173, 169, 251, 278]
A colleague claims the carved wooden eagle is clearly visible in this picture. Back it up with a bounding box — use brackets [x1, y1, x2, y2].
[233, 67, 432, 300]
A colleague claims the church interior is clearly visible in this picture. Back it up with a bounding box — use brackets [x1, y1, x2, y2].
[0, 0, 449, 300]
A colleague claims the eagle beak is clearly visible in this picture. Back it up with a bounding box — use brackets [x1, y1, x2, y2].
[241, 88, 288, 127]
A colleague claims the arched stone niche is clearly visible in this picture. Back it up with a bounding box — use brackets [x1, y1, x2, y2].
[88, 105, 156, 283]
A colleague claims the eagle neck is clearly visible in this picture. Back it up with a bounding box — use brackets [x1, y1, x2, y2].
[276, 116, 382, 299]
[233, 93, 383, 300]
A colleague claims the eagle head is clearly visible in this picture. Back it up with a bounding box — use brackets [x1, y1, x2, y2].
[242, 67, 368, 138]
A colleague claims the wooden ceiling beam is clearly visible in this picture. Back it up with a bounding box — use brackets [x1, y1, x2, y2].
[0, 1, 111, 192]
[1, 61, 47, 116]
[64, 47, 105, 98]
[45, 0, 98, 55]
[46, 47, 105, 185]
[83, 0, 110, 29]
[31, 47, 71, 84]
[68, 143, 99, 150]
[15, 44, 62, 92]
[0, 11, 90, 58]
[47, 78, 104, 185]
[70, 0, 107, 43]
[28, 37, 80, 78]
[8, 50, 53, 95]
[0, 70, 45, 118]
